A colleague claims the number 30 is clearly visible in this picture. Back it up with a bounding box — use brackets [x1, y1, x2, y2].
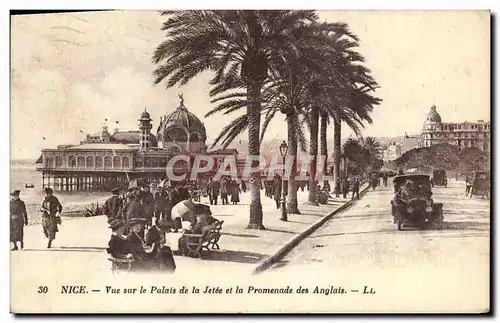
[38, 286, 48, 294]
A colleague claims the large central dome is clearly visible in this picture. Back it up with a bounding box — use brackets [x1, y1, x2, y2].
[156, 95, 207, 153]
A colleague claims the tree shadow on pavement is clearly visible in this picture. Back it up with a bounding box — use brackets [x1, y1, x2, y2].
[443, 221, 490, 231]
[265, 228, 298, 234]
[204, 250, 267, 264]
[222, 232, 259, 238]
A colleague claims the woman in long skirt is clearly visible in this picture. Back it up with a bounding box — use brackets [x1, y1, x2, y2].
[231, 180, 240, 205]
[40, 188, 63, 248]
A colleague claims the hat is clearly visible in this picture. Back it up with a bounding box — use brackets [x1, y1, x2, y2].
[111, 188, 120, 195]
[192, 203, 212, 215]
[108, 218, 127, 230]
[44, 188, 53, 194]
[128, 218, 148, 226]
[10, 190, 20, 196]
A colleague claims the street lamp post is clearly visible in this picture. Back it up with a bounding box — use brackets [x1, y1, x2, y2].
[279, 140, 288, 221]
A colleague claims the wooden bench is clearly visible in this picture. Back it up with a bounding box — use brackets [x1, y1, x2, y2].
[107, 257, 135, 273]
[179, 220, 224, 259]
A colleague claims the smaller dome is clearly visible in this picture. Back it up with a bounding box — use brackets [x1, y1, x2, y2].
[425, 105, 442, 123]
[140, 110, 151, 119]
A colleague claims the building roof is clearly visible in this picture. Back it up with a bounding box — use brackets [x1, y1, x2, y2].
[65, 143, 138, 151]
[157, 98, 207, 140]
[425, 105, 442, 123]
[111, 130, 157, 146]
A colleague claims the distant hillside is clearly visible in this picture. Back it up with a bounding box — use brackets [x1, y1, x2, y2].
[222, 135, 413, 157]
[385, 143, 489, 174]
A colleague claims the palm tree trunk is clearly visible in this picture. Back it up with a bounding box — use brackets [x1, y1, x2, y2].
[307, 107, 319, 205]
[286, 114, 300, 214]
[320, 112, 328, 188]
[333, 113, 342, 197]
[246, 81, 265, 230]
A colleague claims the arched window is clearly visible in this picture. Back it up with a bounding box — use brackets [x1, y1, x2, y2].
[86, 156, 94, 168]
[45, 157, 53, 168]
[113, 156, 121, 169]
[55, 156, 63, 168]
[95, 156, 103, 168]
[68, 156, 76, 168]
[77, 156, 85, 168]
[122, 156, 130, 168]
[190, 133, 200, 142]
[104, 156, 112, 169]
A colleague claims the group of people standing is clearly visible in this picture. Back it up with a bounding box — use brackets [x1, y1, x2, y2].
[206, 177, 241, 206]
[334, 175, 361, 200]
[10, 187, 63, 251]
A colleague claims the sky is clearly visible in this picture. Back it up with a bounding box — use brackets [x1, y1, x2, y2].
[10, 10, 490, 160]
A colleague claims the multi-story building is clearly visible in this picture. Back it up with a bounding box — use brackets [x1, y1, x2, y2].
[417, 105, 490, 151]
[35, 96, 242, 191]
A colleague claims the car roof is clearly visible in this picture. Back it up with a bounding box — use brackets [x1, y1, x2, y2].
[394, 174, 430, 182]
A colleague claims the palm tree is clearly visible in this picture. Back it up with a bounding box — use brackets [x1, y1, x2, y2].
[362, 136, 382, 169]
[152, 10, 318, 230]
[319, 112, 329, 187]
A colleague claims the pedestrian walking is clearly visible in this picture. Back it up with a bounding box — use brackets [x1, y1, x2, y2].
[103, 188, 123, 223]
[342, 176, 349, 198]
[351, 177, 360, 200]
[273, 176, 282, 209]
[231, 180, 240, 205]
[221, 178, 229, 205]
[40, 188, 63, 249]
[10, 190, 28, 251]
[465, 174, 473, 197]
[208, 178, 220, 205]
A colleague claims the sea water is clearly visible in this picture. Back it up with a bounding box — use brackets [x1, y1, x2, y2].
[10, 159, 110, 225]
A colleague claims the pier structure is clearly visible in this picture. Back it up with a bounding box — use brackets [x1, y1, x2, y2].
[36, 96, 242, 191]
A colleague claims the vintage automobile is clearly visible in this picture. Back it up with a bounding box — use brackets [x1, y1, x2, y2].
[470, 171, 490, 199]
[431, 169, 448, 187]
[390, 174, 444, 230]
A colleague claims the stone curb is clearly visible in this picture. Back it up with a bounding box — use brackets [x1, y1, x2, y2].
[252, 183, 371, 275]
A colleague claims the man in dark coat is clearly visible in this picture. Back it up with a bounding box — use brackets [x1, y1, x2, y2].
[342, 176, 350, 198]
[10, 190, 28, 251]
[141, 186, 155, 226]
[273, 176, 282, 209]
[40, 188, 62, 249]
[220, 178, 229, 205]
[351, 177, 360, 200]
[208, 179, 220, 205]
[125, 192, 146, 238]
[103, 188, 123, 223]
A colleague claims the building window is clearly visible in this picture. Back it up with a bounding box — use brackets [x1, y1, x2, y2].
[95, 156, 103, 168]
[484, 142, 488, 151]
[55, 156, 63, 168]
[104, 156, 112, 169]
[45, 157, 53, 168]
[68, 156, 76, 168]
[86, 156, 94, 168]
[122, 156, 130, 168]
[77, 156, 85, 168]
[113, 156, 121, 169]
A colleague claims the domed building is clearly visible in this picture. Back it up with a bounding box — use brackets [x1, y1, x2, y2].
[35, 94, 240, 191]
[156, 96, 208, 153]
[417, 105, 490, 151]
